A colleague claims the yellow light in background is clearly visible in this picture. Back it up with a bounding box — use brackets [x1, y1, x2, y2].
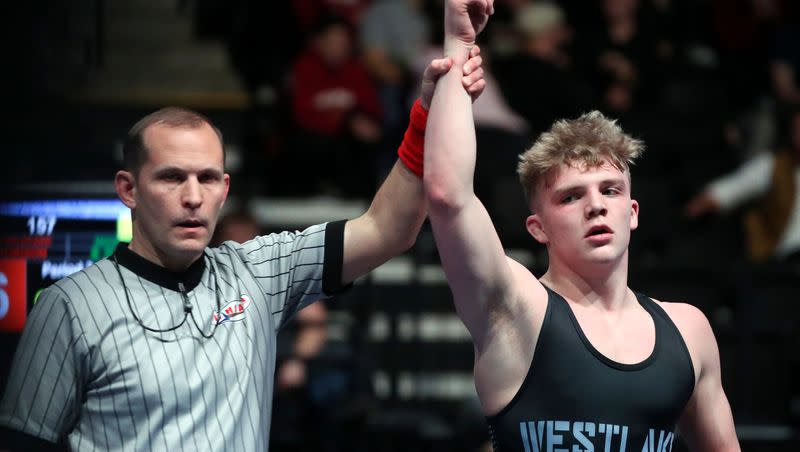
[117, 210, 132, 242]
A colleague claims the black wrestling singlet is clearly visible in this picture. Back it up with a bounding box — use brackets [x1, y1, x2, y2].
[486, 287, 695, 452]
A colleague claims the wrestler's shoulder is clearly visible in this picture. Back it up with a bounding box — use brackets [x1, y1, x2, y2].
[653, 299, 716, 348]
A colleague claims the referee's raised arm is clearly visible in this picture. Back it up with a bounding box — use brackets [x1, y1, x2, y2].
[341, 47, 488, 285]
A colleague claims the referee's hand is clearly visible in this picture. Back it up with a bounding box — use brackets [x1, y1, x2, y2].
[420, 45, 485, 110]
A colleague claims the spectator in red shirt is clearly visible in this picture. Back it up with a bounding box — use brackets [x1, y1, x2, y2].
[288, 14, 383, 198]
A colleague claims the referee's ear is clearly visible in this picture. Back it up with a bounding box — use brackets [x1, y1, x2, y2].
[115, 170, 137, 210]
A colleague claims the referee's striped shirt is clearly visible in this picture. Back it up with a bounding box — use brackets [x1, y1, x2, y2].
[0, 220, 347, 451]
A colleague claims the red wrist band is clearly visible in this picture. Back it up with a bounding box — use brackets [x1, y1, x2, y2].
[397, 98, 428, 178]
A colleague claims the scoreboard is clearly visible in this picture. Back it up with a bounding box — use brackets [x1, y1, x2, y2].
[0, 199, 131, 332]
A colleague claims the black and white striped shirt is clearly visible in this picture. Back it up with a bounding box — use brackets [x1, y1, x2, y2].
[0, 220, 346, 451]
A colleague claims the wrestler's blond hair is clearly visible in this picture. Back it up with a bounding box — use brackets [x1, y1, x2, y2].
[517, 111, 644, 209]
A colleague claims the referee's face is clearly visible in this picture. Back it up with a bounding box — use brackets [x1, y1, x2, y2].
[123, 123, 230, 271]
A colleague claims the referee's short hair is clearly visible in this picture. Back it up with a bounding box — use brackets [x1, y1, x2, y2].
[123, 107, 225, 174]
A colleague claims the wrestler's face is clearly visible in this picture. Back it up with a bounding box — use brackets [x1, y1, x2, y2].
[116, 123, 229, 270]
[526, 159, 638, 270]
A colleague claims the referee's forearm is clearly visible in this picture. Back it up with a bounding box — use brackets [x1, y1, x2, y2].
[366, 159, 427, 254]
[341, 159, 426, 283]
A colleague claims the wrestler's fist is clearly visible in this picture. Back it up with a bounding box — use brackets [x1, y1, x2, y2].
[444, 0, 494, 45]
[420, 45, 485, 110]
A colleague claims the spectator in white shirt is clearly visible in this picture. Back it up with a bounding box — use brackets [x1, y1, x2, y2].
[686, 105, 800, 262]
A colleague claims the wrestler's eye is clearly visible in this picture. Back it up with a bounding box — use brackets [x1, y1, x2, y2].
[561, 194, 578, 204]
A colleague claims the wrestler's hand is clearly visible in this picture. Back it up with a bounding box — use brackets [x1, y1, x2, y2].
[444, 0, 494, 45]
[420, 45, 486, 110]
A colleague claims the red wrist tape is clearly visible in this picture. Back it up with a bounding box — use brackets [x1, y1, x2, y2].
[397, 98, 428, 178]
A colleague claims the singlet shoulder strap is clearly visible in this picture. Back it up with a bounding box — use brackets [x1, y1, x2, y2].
[634, 292, 697, 385]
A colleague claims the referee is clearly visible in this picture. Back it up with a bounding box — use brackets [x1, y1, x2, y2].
[0, 54, 486, 451]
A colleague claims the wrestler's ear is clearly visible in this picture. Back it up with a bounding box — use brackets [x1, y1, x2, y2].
[526, 214, 548, 244]
[116, 170, 137, 210]
[630, 199, 639, 231]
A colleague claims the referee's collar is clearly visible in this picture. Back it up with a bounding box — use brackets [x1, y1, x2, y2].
[113, 243, 206, 292]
